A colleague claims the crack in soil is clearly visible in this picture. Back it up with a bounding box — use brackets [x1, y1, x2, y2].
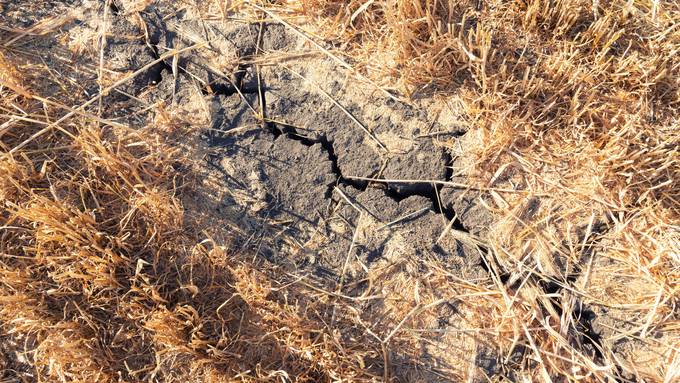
[145, 46, 170, 86]
[263, 117, 464, 224]
[109, 1, 120, 15]
[533, 221, 611, 366]
[201, 65, 259, 96]
[266, 121, 369, 198]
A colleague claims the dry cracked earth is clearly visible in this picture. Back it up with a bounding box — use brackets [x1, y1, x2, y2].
[116, 6, 500, 376]
[198, 27, 492, 284]
[3, 1, 670, 381]
[117, 10, 495, 281]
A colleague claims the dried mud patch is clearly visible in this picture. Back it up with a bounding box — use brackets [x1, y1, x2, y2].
[187, 21, 488, 282]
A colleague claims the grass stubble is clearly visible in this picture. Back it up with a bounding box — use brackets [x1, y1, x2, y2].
[0, 0, 678, 382]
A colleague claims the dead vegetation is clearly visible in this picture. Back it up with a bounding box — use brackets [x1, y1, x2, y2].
[1, 0, 679, 382]
[195, 0, 680, 379]
[0, 29, 386, 381]
[288, 0, 679, 380]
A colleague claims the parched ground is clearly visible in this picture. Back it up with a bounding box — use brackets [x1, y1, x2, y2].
[0, 0, 678, 382]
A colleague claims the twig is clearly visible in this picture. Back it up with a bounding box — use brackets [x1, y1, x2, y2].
[379, 206, 429, 229]
[345, 175, 543, 194]
[331, 215, 362, 325]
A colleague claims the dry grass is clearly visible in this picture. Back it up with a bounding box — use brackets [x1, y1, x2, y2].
[276, 0, 680, 381]
[1, 0, 678, 382]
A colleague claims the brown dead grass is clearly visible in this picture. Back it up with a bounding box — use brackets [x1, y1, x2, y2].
[1, 0, 678, 382]
[280, 0, 679, 381]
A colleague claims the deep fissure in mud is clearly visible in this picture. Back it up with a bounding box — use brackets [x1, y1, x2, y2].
[266, 119, 470, 229]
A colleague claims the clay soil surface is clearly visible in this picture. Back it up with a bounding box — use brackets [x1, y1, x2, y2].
[0, 1, 678, 382]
